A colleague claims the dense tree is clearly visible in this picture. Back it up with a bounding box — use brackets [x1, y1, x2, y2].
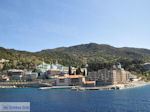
[0, 43, 149, 74]
[68, 66, 72, 75]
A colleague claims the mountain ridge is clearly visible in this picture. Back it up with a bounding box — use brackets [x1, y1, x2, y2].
[0, 43, 150, 70]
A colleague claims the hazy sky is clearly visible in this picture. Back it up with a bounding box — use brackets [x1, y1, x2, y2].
[0, 0, 150, 51]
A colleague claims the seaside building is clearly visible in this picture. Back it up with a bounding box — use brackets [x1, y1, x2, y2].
[112, 67, 129, 84]
[36, 62, 75, 76]
[87, 63, 130, 85]
[7, 69, 39, 81]
[7, 69, 25, 80]
[36, 62, 51, 72]
[23, 72, 38, 81]
[54, 74, 85, 86]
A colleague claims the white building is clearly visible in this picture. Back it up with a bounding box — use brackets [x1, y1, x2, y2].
[36, 62, 78, 78]
[36, 62, 69, 73]
[36, 62, 51, 72]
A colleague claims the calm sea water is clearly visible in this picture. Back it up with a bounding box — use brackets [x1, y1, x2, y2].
[0, 86, 150, 112]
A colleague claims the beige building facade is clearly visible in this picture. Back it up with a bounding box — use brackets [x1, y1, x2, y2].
[88, 68, 130, 85]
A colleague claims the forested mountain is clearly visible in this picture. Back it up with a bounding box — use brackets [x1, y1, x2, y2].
[0, 43, 150, 72]
[38, 43, 150, 65]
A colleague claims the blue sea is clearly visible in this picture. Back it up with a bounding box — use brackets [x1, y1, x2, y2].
[0, 86, 150, 112]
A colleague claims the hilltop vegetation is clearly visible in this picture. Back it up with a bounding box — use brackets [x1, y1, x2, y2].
[0, 43, 150, 74]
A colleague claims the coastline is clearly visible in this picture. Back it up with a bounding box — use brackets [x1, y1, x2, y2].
[0, 81, 51, 88]
[0, 81, 149, 90]
[38, 81, 150, 91]
[121, 81, 150, 89]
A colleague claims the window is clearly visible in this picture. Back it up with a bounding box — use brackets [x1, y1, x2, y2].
[59, 79, 65, 83]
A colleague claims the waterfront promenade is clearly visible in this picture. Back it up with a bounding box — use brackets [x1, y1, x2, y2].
[0, 80, 149, 91]
[39, 81, 150, 91]
[0, 81, 52, 88]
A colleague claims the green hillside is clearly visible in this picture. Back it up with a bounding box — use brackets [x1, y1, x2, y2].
[0, 43, 150, 73]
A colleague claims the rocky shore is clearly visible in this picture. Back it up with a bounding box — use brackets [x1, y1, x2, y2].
[122, 81, 150, 89]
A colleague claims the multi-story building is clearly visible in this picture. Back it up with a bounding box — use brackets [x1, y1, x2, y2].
[36, 62, 73, 75]
[112, 68, 129, 84]
[36, 62, 51, 72]
[87, 64, 130, 85]
[23, 72, 38, 81]
[7, 69, 25, 80]
[7, 69, 39, 81]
